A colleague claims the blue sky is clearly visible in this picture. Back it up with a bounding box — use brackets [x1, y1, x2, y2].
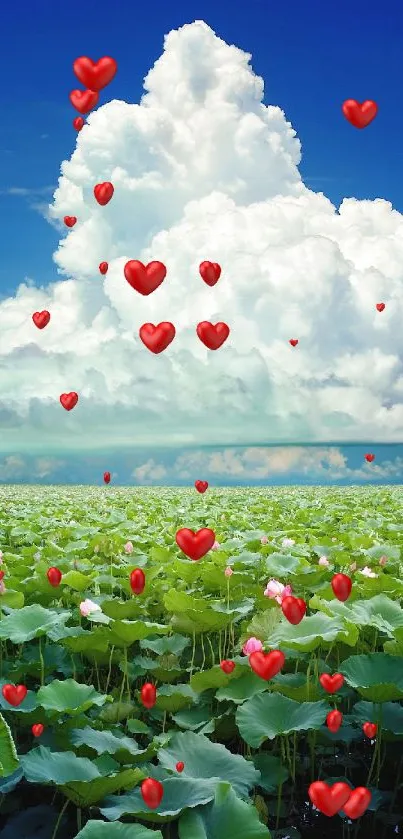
[0, 1, 402, 485]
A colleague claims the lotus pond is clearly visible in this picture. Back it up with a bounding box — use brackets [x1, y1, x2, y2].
[0, 484, 402, 839]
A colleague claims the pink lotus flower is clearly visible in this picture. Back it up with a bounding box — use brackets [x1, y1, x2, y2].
[282, 538, 295, 548]
[379, 555, 388, 567]
[261, 535, 268, 545]
[79, 599, 101, 617]
[224, 566, 233, 577]
[0, 581, 5, 595]
[124, 541, 134, 554]
[318, 556, 330, 567]
[264, 579, 292, 604]
[242, 637, 263, 655]
[212, 541, 220, 550]
[360, 566, 378, 579]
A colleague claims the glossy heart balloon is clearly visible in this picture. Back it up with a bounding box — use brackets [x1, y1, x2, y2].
[326, 709, 343, 732]
[195, 480, 208, 493]
[2, 684, 27, 707]
[199, 261, 221, 286]
[64, 216, 77, 228]
[249, 650, 285, 681]
[281, 595, 306, 625]
[99, 262, 109, 275]
[319, 673, 345, 694]
[140, 683, 156, 709]
[139, 322, 176, 354]
[60, 392, 78, 411]
[308, 781, 351, 817]
[176, 761, 185, 772]
[220, 660, 235, 674]
[140, 778, 164, 809]
[73, 56, 118, 92]
[32, 724, 44, 737]
[73, 117, 85, 131]
[331, 573, 352, 602]
[343, 787, 372, 819]
[130, 568, 146, 595]
[175, 528, 215, 560]
[0, 571, 5, 581]
[32, 311, 50, 329]
[362, 722, 377, 739]
[47, 567, 62, 587]
[94, 182, 114, 206]
[103, 472, 111, 484]
[124, 260, 166, 295]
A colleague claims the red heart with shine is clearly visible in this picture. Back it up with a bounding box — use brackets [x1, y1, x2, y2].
[319, 673, 345, 694]
[94, 182, 114, 206]
[99, 262, 109, 275]
[47, 567, 62, 587]
[376, 303, 385, 312]
[139, 322, 176, 354]
[69, 89, 99, 114]
[220, 660, 235, 674]
[140, 682, 156, 709]
[199, 261, 221, 286]
[249, 650, 285, 681]
[176, 761, 185, 772]
[195, 480, 208, 493]
[326, 709, 343, 732]
[0, 571, 4, 581]
[289, 339, 299, 347]
[365, 453, 375, 463]
[281, 595, 306, 625]
[175, 528, 216, 560]
[103, 472, 111, 484]
[308, 781, 351, 817]
[32, 723, 44, 737]
[124, 260, 167, 295]
[60, 392, 78, 411]
[2, 684, 27, 707]
[73, 117, 85, 131]
[342, 100, 378, 129]
[64, 216, 77, 228]
[343, 787, 372, 819]
[196, 321, 230, 350]
[363, 722, 377, 739]
[130, 568, 146, 595]
[73, 56, 117, 91]
[331, 573, 352, 601]
[32, 311, 50, 329]
[141, 778, 164, 809]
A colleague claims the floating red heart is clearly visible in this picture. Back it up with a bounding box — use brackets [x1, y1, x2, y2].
[199, 261, 221, 287]
[60, 392, 78, 411]
[73, 56, 118, 92]
[363, 722, 377, 739]
[103, 472, 111, 484]
[64, 216, 77, 228]
[195, 480, 208, 493]
[342, 99, 378, 129]
[47, 567, 62, 587]
[289, 339, 299, 347]
[140, 682, 157, 709]
[176, 761, 185, 772]
[281, 595, 306, 625]
[94, 182, 114, 206]
[130, 568, 146, 595]
[139, 322, 176, 354]
[32, 311, 50, 329]
[343, 787, 371, 819]
[365, 453, 375, 463]
[319, 673, 345, 694]
[2, 684, 27, 707]
[326, 709, 343, 733]
[220, 660, 235, 674]
[32, 723, 44, 737]
[99, 262, 109, 275]
[0, 571, 4, 581]
[69, 89, 99, 114]
[175, 528, 216, 560]
[124, 260, 167, 295]
[331, 573, 352, 602]
[73, 117, 85, 131]
[249, 650, 285, 681]
[141, 778, 164, 809]
[196, 321, 230, 350]
[308, 781, 351, 817]
[376, 303, 385, 312]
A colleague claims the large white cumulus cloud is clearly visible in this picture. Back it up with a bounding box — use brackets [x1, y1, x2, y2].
[1, 19, 403, 451]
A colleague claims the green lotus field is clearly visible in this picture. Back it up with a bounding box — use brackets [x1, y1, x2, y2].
[0, 484, 402, 839]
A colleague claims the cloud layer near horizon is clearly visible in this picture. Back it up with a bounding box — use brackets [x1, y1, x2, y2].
[1, 20, 403, 452]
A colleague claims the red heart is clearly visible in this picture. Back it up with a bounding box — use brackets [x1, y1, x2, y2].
[195, 480, 208, 493]
[249, 650, 285, 681]
[326, 709, 343, 733]
[69, 89, 99, 114]
[2, 684, 27, 707]
[140, 682, 157, 709]
[331, 573, 352, 602]
[60, 392, 78, 411]
[73, 56, 117, 92]
[0, 571, 4, 581]
[32, 723, 44, 737]
[308, 781, 351, 817]
[139, 322, 176, 354]
[196, 321, 230, 350]
[94, 182, 114, 206]
[175, 528, 216, 560]
[32, 311, 50, 329]
[376, 302, 385, 312]
[99, 262, 109, 275]
[141, 778, 164, 809]
[362, 722, 377, 739]
[289, 339, 299, 347]
[130, 569, 146, 595]
[220, 660, 235, 674]
[281, 595, 306, 625]
[73, 117, 85, 132]
[103, 472, 111, 484]
[343, 787, 371, 819]
[319, 673, 345, 694]
[342, 100, 378, 129]
[47, 567, 62, 587]
[176, 761, 185, 772]
[365, 453, 375, 463]
[64, 216, 77, 228]
[199, 261, 221, 287]
[124, 260, 167, 295]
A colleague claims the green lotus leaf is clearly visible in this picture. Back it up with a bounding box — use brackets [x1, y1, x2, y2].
[236, 693, 328, 747]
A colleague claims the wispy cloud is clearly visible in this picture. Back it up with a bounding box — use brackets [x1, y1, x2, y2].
[0, 185, 55, 197]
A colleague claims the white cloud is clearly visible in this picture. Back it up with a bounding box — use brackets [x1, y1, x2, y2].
[0, 20, 402, 451]
[132, 459, 168, 483]
[0, 455, 65, 480]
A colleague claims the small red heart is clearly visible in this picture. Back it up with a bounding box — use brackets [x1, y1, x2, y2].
[199, 261, 221, 287]
[365, 453, 375, 463]
[281, 595, 306, 625]
[69, 89, 99, 114]
[60, 392, 78, 411]
[326, 709, 343, 733]
[141, 778, 164, 809]
[362, 722, 377, 739]
[130, 568, 146, 595]
[103, 472, 111, 484]
[32, 311, 50, 329]
[73, 117, 85, 132]
[342, 100, 378, 129]
[195, 480, 208, 493]
[140, 682, 156, 709]
[308, 781, 351, 817]
[73, 56, 117, 92]
[124, 260, 167, 295]
[47, 567, 62, 587]
[376, 302, 385, 312]
[196, 321, 230, 350]
[32, 723, 44, 737]
[64, 216, 77, 228]
[176, 761, 185, 772]
[139, 322, 176, 354]
[319, 673, 345, 694]
[94, 182, 114, 206]
[220, 660, 235, 674]
[2, 684, 27, 707]
[289, 339, 299, 347]
[99, 262, 109, 275]
[249, 650, 285, 681]
[175, 528, 216, 561]
[342, 787, 371, 819]
[331, 573, 352, 602]
[0, 571, 4, 581]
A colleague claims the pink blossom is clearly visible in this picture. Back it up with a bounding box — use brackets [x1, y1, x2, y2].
[379, 555, 388, 566]
[0, 551, 3, 563]
[282, 538, 295, 548]
[212, 541, 220, 550]
[242, 637, 263, 655]
[318, 556, 330, 567]
[124, 541, 134, 554]
[261, 535, 268, 545]
[0, 581, 5, 595]
[360, 566, 378, 579]
[224, 566, 233, 577]
[264, 579, 293, 604]
[79, 599, 101, 617]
